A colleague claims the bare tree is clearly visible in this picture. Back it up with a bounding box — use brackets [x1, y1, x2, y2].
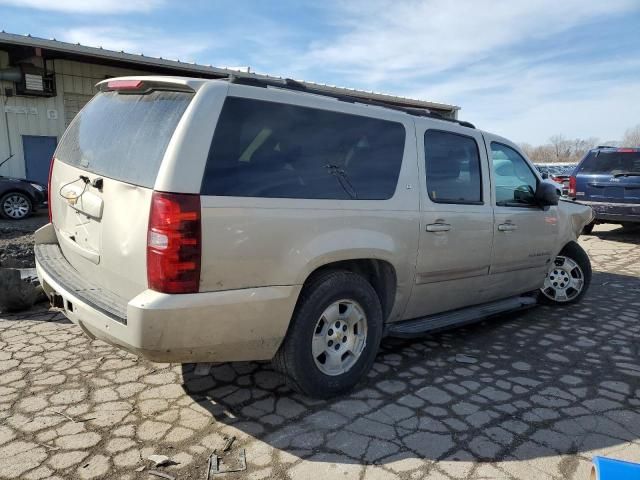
[519, 142, 534, 158]
[520, 126, 638, 164]
[519, 136, 599, 164]
[572, 137, 599, 160]
[549, 135, 573, 161]
[622, 125, 640, 147]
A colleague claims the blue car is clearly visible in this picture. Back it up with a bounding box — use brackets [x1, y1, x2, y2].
[569, 146, 640, 233]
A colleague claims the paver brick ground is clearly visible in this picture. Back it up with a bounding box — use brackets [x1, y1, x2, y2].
[1, 224, 640, 479]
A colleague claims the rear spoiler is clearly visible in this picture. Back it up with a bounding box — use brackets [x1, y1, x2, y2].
[97, 78, 195, 94]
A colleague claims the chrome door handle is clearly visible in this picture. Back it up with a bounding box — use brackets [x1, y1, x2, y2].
[498, 223, 518, 232]
[426, 223, 451, 232]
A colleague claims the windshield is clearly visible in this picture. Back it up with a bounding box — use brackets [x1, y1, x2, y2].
[578, 151, 640, 175]
[55, 90, 194, 188]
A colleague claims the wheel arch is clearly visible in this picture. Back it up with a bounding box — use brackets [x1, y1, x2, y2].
[1, 188, 36, 203]
[300, 258, 398, 323]
[560, 239, 581, 254]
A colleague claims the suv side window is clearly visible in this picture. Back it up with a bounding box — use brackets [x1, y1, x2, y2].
[424, 130, 482, 204]
[490, 142, 538, 206]
[201, 97, 406, 200]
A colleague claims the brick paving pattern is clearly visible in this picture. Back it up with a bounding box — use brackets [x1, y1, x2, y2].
[1, 224, 639, 479]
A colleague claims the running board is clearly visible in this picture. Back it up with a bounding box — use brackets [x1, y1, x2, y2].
[386, 295, 537, 338]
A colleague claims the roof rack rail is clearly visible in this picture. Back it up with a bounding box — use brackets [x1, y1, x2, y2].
[595, 145, 618, 149]
[226, 75, 475, 129]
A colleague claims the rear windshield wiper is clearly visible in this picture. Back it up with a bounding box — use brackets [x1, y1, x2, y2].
[325, 164, 358, 199]
[613, 172, 640, 177]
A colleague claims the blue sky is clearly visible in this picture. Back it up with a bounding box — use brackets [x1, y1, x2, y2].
[2, 0, 640, 144]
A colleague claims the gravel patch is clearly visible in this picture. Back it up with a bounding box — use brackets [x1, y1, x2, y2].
[0, 212, 47, 269]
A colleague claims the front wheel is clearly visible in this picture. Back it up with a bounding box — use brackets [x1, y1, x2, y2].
[540, 243, 591, 304]
[273, 271, 383, 398]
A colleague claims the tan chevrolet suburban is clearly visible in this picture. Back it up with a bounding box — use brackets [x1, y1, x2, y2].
[35, 76, 594, 398]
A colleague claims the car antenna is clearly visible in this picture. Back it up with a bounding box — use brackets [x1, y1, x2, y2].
[0, 153, 14, 170]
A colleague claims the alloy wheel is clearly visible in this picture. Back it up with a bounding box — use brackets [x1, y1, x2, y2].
[312, 299, 368, 376]
[541, 256, 585, 303]
[2, 194, 30, 219]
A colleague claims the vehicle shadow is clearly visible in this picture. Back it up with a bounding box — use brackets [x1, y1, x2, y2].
[0, 304, 70, 324]
[587, 224, 640, 244]
[181, 270, 640, 470]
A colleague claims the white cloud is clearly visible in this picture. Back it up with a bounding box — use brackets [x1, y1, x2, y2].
[301, 0, 638, 86]
[0, 0, 163, 13]
[281, 0, 640, 143]
[60, 26, 212, 62]
[406, 56, 640, 144]
[497, 83, 640, 145]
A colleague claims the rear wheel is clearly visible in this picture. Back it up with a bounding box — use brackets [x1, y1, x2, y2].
[540, 243, 591, 304]
[273, 271, 383, 398]
[0, 192, 32, 220]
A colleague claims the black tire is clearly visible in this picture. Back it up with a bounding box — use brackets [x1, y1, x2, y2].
[273, 270, 383, 398]
[0, 192, 32, 220]
[582, 221, 595, 235]
[539, 242, 591, 305]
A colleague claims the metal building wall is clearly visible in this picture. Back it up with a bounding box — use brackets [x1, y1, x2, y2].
[0, 53, 146, 179]
[53, 59, 145, 127]
[1, 50, 63, 178]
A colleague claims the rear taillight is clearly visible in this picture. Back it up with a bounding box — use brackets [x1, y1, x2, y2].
[147, 191, 201, 294]
[568, 175, 577, 198]
[47, 157, 54, 222]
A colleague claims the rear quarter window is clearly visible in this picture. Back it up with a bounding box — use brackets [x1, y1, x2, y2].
[55, 90, 194, 188]
[201, 97, 406, 200]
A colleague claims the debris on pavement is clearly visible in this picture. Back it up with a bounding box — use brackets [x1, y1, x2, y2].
[50, 409, 77, 422]
[148, 471, 176, 480]
[148, 455, 174, 467]
[36, 442, 59, 451]
[135, 466, 146, 472]
[207, 449, 247, 477]
[221, 435, 235, 452]
[49, 409, 94, 423]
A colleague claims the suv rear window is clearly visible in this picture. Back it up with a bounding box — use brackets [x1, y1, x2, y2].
[56, 90, 194, 188]
[201, 97, 406, 199]
[578, 151, 640, 175]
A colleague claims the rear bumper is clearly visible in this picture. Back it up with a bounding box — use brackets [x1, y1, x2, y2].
[577, 201, 640, 223]
[34, 224, 300, 362]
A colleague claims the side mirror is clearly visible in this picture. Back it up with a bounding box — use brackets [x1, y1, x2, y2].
[535, 181, 559, 206]
[541, 172, 549, 180]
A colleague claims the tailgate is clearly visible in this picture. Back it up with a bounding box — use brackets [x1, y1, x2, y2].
[576, 150, 640, 204]
[50, 85, 194, 301]
[578, 174, 640, 204]
[50, 161, 153, 300]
